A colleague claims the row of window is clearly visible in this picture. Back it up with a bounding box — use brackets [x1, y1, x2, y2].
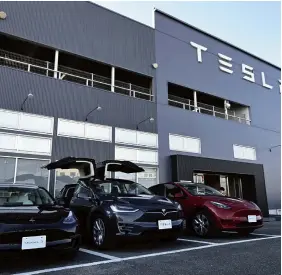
[169, 133, 257, 161]
[0, 157, 50, 189]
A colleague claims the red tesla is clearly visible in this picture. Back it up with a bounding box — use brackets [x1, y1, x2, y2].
[149, 181, 263, 237]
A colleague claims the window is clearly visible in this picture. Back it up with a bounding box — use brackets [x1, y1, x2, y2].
[169, 134, 201, 154]
[114, 167, 158, 188]
[115, 128, 158, 148]
[0, 157, 50, 190]
[54, 168, 80, 197]
[0, 132, 52, 155]
[149, 184, 165, 196]
[0, 109, 54, 134]
[180, 183, 223, 196]
[233, 145, 256, 161]
[15, 159, 50, 189]
[89, 181, 152, 196]
[164, 184, 184, 199]
[0, 157, 16, 183]
[57, 119, 112, 143]
[115, 146, 158, 165]
[77, 185, 92, 198]
[0, 186, 54, 207]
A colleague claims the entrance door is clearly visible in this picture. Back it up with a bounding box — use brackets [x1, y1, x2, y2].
[228, 176, 243, 198]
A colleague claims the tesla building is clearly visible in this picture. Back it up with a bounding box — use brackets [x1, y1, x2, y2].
[0, 2, 280, 216]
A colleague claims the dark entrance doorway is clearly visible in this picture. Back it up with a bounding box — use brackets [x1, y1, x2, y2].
[171, 154, 268, 216]
[193, 172, 257, 202]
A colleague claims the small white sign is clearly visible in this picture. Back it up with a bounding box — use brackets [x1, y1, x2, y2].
[248, 215, 257, 223]
[22, 236, 46, 250]
[158, 219, 172, 230]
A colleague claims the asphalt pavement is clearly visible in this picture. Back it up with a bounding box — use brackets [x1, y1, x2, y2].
[0, 221, 280, 275]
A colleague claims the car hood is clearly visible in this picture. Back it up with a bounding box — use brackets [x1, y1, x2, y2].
[205, 196, 257, 209]
[0, 205, 69, 224]
[103, 194, 178, 210]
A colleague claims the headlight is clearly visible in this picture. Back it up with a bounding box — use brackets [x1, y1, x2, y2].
[110, 205, 139, 213]
[175, 202, 182, 211]
[210, 201, 231, 209]
[63, 211, 77, 224]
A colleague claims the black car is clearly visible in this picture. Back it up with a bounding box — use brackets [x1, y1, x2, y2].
[45, 157, 184, 249]
[0, 183, 80, 256]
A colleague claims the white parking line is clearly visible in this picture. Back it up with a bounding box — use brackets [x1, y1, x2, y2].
[79, 248, 121, 260]
[251, 233, 281, 237]
[177, 238, 216, 245]
[14, 235, 281, 275]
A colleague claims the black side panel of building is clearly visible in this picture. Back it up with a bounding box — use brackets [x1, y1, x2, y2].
[171, 155, 269, 216]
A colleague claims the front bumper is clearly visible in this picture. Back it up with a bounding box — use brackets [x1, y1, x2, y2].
[0, 223, 80, 252]
[211, 209, 263, 231]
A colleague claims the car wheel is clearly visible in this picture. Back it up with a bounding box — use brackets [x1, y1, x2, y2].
[91, 215, 115, 250]
[237, 229, 255, 236]
[192, 211, 214, 237]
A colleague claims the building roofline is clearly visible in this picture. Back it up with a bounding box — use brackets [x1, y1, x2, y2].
[87, 1, 154, 31]
[154, 8, 280, 70]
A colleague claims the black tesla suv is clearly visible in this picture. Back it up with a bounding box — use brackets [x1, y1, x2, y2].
[44, 157, 184, 249]
[0, 183, 80, 256]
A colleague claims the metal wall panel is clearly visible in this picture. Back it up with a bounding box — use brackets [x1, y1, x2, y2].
[0, 1, 155, 76]
[0, 67, 157, 133]
[155, 11, 281, 210]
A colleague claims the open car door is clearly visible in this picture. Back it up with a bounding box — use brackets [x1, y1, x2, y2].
[95, 160, 144, 180]
[42, 157, 96, 179]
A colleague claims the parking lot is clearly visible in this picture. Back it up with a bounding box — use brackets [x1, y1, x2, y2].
[1, 221, 280, 275]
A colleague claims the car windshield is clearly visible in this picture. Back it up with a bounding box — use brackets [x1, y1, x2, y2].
[0, 186, 55, 207]
[89, 180, 153, 196]
[180, 183, 224, 196]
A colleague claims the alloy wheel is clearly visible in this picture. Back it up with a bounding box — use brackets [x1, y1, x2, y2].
[192, 213, 210, 236]
[92, 218, 105, 246]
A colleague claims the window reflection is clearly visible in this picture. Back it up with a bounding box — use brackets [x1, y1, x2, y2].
[55, 168, 80, 197]
[0, 157, 16, 183]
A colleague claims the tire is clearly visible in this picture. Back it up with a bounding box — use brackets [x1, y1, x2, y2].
[237, 229, 255, 236]
[191, 211, 216, 237]
[91, 215, 116, 250]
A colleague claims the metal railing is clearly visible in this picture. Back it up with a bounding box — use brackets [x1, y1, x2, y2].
[168, 95, 251, 124]
[0, 49, 153, 101]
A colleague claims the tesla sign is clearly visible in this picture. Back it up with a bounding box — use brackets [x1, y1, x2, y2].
[190, 42, 281, 92]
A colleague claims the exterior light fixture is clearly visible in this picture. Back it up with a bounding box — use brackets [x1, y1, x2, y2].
[224, 100, 231, 109]
[136, 117, 154, 130]
[152, 63, 158, 69]
[0, 11, 7, 20]
[85, 105, 102, 121]
[269, 145, 281, 152]
[20, 93, 34, 111]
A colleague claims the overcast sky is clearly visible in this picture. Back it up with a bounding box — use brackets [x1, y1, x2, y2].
[94, 1, 281, 67]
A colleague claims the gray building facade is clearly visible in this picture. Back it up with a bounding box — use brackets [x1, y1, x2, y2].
[0, 2, 280, 216]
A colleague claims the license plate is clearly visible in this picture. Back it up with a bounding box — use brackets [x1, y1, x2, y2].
[247, 215, 257, 223]
[158, 220, 172, 230]
[21, 236, 46, 250]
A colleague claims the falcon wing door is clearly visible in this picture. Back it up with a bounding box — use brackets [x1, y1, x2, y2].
[42, 157, 96, 179]
[95, 160, 144, 180]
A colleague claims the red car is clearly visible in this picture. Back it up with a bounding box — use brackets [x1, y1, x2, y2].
[149, 182, 263, 237]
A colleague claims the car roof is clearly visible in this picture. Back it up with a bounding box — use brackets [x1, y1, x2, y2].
[0, 183, 39, 189]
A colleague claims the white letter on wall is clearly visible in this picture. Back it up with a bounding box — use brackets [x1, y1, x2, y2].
[242, 64, 255, 83]
[190, 42, 207, 63]
[261, 72, 273, 89]
[218, 53, 233, 74]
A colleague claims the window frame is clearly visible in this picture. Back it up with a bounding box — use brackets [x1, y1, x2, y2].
[0, 155, 51, 190]
[0, 108, 54, 135]
[169, 133, 201, 154]
[233, 144, 257, 161]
